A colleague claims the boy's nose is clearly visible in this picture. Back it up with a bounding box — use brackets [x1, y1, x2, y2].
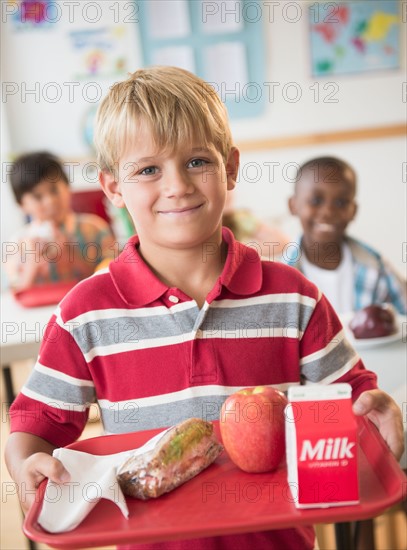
[163, 171, 194, 197]
[42, 193, 59, 212]
[320, 202, 336, 219]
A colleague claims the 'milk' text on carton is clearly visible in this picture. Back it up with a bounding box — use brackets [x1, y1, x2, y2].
[300, 437, 355, 461]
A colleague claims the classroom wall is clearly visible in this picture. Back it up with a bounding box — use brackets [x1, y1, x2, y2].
[1, 0, 406, 274]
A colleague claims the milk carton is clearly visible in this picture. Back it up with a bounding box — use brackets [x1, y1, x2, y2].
[285, 383, 359, 508]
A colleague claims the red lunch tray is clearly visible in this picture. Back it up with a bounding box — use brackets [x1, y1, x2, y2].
[24, 417, 406, 549]
[13, 281, 78, 308]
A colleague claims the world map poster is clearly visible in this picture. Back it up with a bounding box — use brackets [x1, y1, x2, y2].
[309, 1, 401, 77]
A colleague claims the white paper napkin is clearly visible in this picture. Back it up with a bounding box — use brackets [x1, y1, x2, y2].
[38, 429, 168, 533]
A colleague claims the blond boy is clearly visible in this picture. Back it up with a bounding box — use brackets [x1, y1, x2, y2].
[6, 68, 404, 550]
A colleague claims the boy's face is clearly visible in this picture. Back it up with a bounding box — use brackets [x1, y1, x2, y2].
[100, 126, 239, 254]
[20, 178, 71, 225]
[289, 165, 357, 246]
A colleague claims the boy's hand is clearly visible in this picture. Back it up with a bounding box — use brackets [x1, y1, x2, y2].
[17, 453, 70, 514]
[353, 389, 405, 461]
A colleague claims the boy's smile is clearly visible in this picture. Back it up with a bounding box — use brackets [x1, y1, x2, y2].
[310, 221, 344, 239]
[156, 204, 204, 216]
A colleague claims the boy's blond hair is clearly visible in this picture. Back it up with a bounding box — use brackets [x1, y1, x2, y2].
[94, 66, 233, 173]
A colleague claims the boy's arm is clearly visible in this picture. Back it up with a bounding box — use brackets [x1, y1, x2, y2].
[353, 389, 405, 461]
[4, 237, 48, 291]
[5, 432, 70, 514]
[7, 308, 94, 514]
[300, 292, 404, 460]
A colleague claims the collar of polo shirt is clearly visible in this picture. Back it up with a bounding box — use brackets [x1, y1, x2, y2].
[109, 228, 263, 307]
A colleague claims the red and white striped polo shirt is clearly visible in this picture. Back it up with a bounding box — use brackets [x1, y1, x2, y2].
[10, 228, 376, 446]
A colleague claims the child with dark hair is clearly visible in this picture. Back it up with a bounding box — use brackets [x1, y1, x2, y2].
[9, 151, 69, 203]
[5, 151, 115, 291]
[286, 156, 406, 314]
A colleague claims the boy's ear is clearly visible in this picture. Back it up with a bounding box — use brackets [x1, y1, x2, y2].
[288, 195, 297, 215]
[351, 201, 358, 220]
[226, 147, 240, 190]
[99, 171, 125, 208]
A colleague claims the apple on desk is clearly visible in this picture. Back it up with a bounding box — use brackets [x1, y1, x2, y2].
[220, 386, 288, 473]
[349, 304, 397, 339]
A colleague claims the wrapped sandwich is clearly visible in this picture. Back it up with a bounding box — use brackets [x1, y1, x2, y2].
[117, 418, 223, 499]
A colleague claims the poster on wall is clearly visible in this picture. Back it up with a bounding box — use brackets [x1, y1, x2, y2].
[68, 27, 129, 79]
[137, 0, 266, 119]
[8, 0, 56, 30]
[309, 0, 401, 77]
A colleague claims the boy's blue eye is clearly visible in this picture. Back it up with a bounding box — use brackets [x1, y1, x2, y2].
[188, 158, 207, 168]
[140, 166, 157, 176]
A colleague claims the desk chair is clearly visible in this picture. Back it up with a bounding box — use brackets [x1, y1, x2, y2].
[71, 188, 112, 227]
[72, 188, 136, 248]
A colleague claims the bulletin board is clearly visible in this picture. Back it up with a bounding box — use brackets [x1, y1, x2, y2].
[137, 0, 267, 119]
[308, 0, 402, 77]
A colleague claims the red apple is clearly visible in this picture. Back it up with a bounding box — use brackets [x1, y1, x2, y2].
[219, 386, 288, 473]
[349, 304, 397, 339]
